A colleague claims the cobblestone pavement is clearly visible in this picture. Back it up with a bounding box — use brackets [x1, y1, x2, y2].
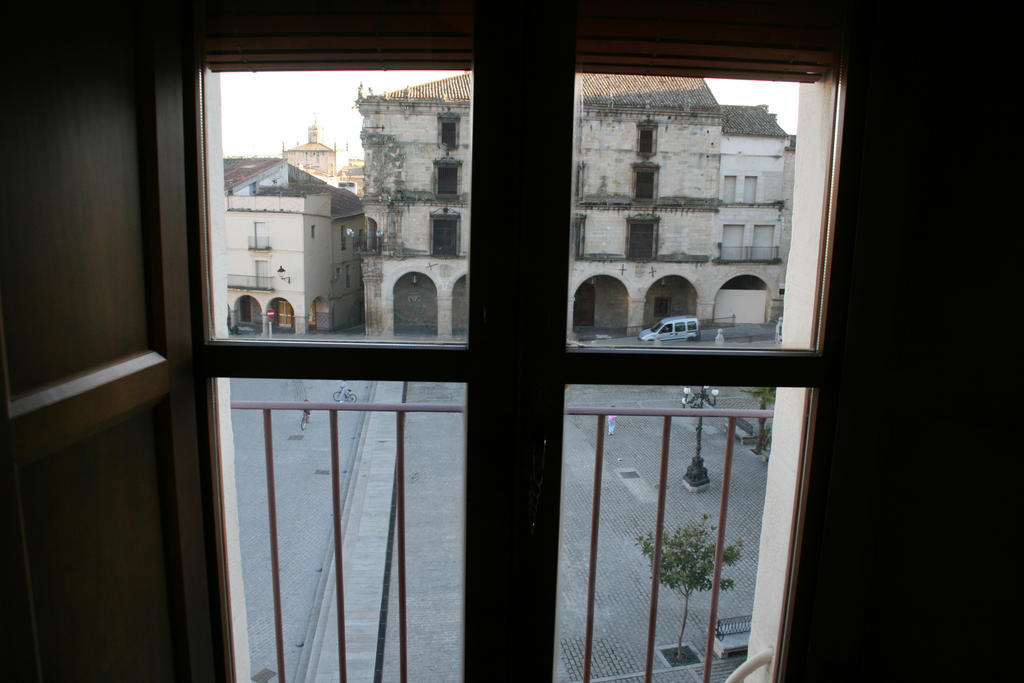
[230, 378, 371, 682]
[234, 381, 767, 682]
[554, 384, 768, 683]
[380, 382, 466, 683]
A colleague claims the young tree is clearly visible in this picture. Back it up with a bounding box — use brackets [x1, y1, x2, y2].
[636, 514, 743, 659]
[740, 386, 776, 455]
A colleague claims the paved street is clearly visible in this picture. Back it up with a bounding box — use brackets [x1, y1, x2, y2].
[230, 378, 372, 683]
[230, 380, 768, 682]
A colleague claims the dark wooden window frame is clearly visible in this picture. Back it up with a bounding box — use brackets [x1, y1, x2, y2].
[189, 3, 857, 682]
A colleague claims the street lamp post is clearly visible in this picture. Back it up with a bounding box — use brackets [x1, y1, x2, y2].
[681, 385, 719, 491]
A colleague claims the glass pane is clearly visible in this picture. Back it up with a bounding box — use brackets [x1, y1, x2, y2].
[214, 378, 465, 682]
[567, 74, 831, 350]
[555, 384, 803, 681]
[206, 71, 472, 343]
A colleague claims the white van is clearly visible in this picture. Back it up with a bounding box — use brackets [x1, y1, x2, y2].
[637, 315, 701, 342]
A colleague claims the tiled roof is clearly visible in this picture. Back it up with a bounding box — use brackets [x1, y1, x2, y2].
[578, 74, 719, 111]
[256, 183, 363, 218]
[721, 105, 788, 137]
[223, 157, 284, 190]
[377, 73, 472, 102]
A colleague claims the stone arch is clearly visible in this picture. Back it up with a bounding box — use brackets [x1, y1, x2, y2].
[232, 295, 262, 334]
[714, 275, 769, 324]
[393, 272, 438, 336]
[642, 276, 697, 328]
[572, 275, 628, 335]
[452, 275, 468, 336]
[308, 296, 328, 332]
[267, 297, 296, 333]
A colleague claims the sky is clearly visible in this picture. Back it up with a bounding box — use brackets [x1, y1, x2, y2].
[218, 71, 800, 161]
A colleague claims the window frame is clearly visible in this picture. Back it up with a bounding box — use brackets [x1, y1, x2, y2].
[190, 5, 856, 682]
[637, 120, 657, 156]
[626, 216, 659, 260]
[632, 163, 658, 201]
[434, 159, 461, 197]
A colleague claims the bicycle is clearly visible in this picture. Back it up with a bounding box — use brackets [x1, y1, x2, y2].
[332, 382, 358, 403]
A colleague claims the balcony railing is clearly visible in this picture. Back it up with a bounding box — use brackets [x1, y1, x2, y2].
[229, 399, 772, 683]
[248, 235, 272, 250]
[227, 274, 274, 290]
[718, 245, 780, 262]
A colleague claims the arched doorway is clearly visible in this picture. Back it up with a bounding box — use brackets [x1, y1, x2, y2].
[714, 275, 768, 324]
[308, 297, 328, 331]
[267, 297, 295, 333]
[393, 272, 437, 336]
[233, 295, 262, 334]
[643, 276, 697, 327]
[573, 275, 628, 337]
[452, 276, 468, 337]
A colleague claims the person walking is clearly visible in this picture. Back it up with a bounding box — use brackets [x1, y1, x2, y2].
[608, 410, 617, 436]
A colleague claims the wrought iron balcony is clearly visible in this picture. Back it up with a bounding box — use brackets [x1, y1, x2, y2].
[717, 245, 780, 263]
[248, 236, 271, 250]
[227, 274, 274, 290]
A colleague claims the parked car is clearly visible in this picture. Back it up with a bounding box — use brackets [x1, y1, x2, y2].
[637, 315, 701, 342]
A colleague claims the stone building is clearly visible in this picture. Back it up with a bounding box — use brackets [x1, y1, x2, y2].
[356, 73, 792, 338]
[570, 75, 794, 336]
[357, 75, 472, 337]
[285, 119, 340, 177]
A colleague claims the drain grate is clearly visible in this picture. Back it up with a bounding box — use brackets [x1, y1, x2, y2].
[619, 470, 640, 479]
[251, 668, 276, 683]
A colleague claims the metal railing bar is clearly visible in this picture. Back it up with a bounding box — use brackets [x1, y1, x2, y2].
[643, 416, 673, 683]
[582, 414, 607, 683]
[232, 401, 462, 413]
[330, 411, 348, 682]
[262, 409, 288, 683]
[703, 417, 737, 683]
[395, 411, 409, 683]
[567, 407, 772, 419]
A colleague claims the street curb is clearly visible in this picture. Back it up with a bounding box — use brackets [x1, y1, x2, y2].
[298, 381, 378, 682]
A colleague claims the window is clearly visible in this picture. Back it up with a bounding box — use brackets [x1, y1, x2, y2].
[431, 215, 459, 256]
[436, 162, 459, 196]
[634, 167, 657, 200]
[723, 175, 737, 202]
[572, 215, 585, 259]
[195, 8, 849, 683]
[743, 175, 757, 203]
[439, 115, 459, 148]
[627, 220, 657, 259]
[637, 122, 656, 155]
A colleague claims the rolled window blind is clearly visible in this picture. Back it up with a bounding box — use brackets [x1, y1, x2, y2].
[204, 0, 839, 82]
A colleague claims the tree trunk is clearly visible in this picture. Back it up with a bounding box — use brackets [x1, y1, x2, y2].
[677, 593, 690, 658]
[753, 399, 766, 454]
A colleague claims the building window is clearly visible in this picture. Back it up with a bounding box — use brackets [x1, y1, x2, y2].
[432, 215, 459, 256]
[310, 224, 316, 239]
[340, 226, 347, 251]
[572, 215, 585, 259]
[438, 113, 460, 149]
[633, 166, 657, 201]
[436, 162, 460, 196]
[723, 175, 737, 202]
[637, 122, 656, 155]
[345, 264, 351, 288]
[743, 175, 758, 203]
[653, 296, 670, 317]
[627, 219, 657, 259]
